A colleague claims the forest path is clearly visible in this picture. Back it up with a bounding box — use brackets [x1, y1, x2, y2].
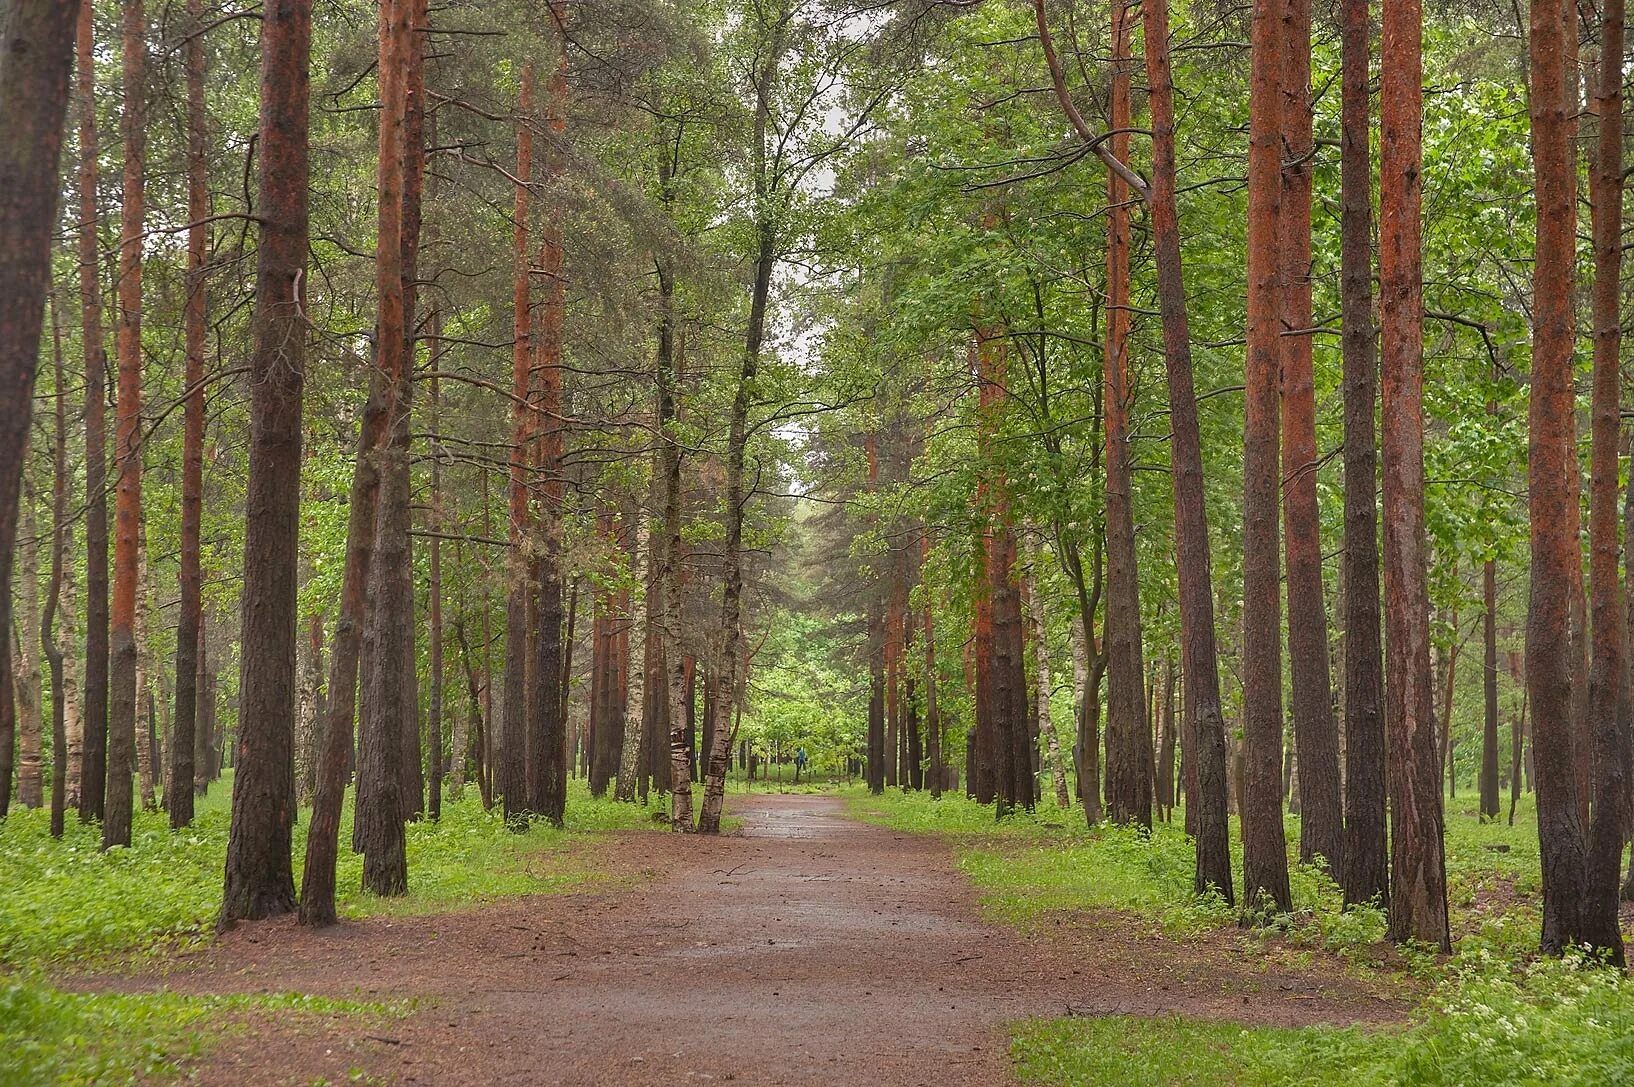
[112, 794, 1402, 1086]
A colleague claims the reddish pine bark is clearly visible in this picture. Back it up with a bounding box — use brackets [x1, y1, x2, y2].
[1580, 0, 1628, 963]
[1339, 0, 1388, 909]
[357, 0, 413, 896]
[75, 1, 111, 826]
[1241, 0, 1293, 913]
[1277, 0, 1344, 876]
[1527, 0, 1591, 955]
[221, 0, 310, 924]
[1380, 0, 1449, 950]
[1100, 0, 1151, 830]
[104, 0, 147, 851]
[1139, 0, 1232, 900]
[531, 25, 570, 825]
[500, 63, 534, 824]
[168, 0, 208, 829]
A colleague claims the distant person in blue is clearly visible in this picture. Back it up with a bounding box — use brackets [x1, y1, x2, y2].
[794, 746, 808, 783]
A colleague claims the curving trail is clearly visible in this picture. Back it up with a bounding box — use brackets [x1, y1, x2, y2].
[111, 794, 1401, 1086]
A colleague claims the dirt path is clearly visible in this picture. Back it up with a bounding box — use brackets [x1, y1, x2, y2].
[108, 794, 1404, 1086]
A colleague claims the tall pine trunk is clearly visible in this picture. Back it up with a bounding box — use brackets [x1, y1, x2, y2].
[1137, 0, 1232, 899]
[1380, 0, 1449, 951]
[46, 302, 71, 837]
[168, 0, 208, 828]
[1339, 0, 1388, 909]
[1278, 0, 1344, 876]
[0, 0, 81, 820]
[75, 1, 111, 826]
[104, 0, 147, 850]
[1579, 0, 1628, 962]
[1100, 0, 1151, 830]
[1527, 0, 1592, 955]
[1241, 0, 1293, 913]
[500, 63, 534, 824]
[221, 0, 310, 924]
[356, 0, 413, 895]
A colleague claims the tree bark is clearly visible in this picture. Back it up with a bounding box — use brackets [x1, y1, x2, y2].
[1101, 0, 1151, 830]
[1241, 0, 1293, 913]
[168, 0, 207, 829]
[1481, 561, 1502, 821]
[616, 517, 649, 802]
[1580, 0, 1628, 962]
[104, 0, 147, 850]
[17, 497, 45, 809]
[1380, 0, 1449, 950]
[500, 62, 534, 824]
[1278, 0, 1343, 876]
[1027, 534, 1070, 808]
[0, 0, 81, 821]
[75, 0, 110, 826]
[1339, 0, 1387, 906]
[356, 0, 413, 894]
[1527, 0, 1592, 955]
[300, 371, 391, 926]
[698, 214, 776, 834]
[1138, 0, 1232, 899]
[46, 300, 71, 837]
[221, 0, 309, 924]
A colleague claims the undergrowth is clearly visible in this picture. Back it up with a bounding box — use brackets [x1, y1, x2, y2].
[0, 975, 402, 1087]
[1014, 953, 1634, 1087]
[0, 774, 663, 970]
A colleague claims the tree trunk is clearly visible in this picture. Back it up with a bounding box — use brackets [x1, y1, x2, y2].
[295, 613, 324, 803]
[1101, 0, 1151, 830]
[1241, 0, 1293, 913]
[104, 0, 147, 850]
[1027, 534, 1070, 808]
[168, 0, 207, 829]
[1278, 0, 1343, 875]
[1527, 0, 1592, 955]
[356, 0, 413, 895]
[299, 372, 390, 926]
[17, 497, 45, 809]
[616, 516, 649, 802]
[923, 537, 943, 799]
[1580, 0, 1628, 961]
[698, 216, 776, 834]
[221, 0, 310, 924]
[75, 0, 110, 826]
[1481, 561, 1502, 820]
[1138, 0, 1232, 899]
[427, 340, 444, 820]
[0, 0, 81, 820]
[1437, 611, 1459, 798]
[657, 252, 693, 828]
[1339, 0, 1386, 905]
[45, 301, 71, 837]
[1380, 0, 1449, 950]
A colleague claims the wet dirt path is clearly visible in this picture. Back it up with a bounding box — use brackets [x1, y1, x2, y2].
[110, 794, 1402, 1086]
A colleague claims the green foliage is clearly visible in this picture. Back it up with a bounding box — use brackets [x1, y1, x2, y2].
[0, 777, 661, 970]
[1012, 955, 1634, 1087]
[0, 976, 398, 1087]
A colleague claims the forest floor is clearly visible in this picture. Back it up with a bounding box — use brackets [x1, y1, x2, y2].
[78, 794, 1404, 1087]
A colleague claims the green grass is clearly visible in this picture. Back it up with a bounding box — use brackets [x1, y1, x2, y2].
[845, 787, 1562, 959]
[0, 975, 402, 1087]
[1013, 955, 1634, 1086]
[0, 774, 665, 971]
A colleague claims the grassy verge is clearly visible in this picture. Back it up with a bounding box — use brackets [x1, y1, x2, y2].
[844, 787, 1553, 960]
[842, 788, 1634, 1085]
[1013, 954, 1634, 1086]
[0, 775, 663, 972]
[0, 976, 403, 1087]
